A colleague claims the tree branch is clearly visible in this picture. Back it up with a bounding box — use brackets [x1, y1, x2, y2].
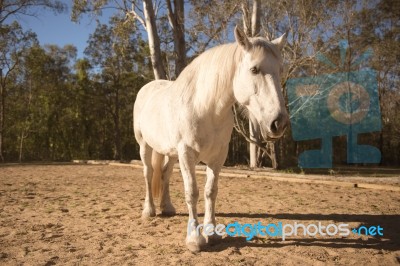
[232, 105, 270, 155]
[165, 0, 175, 30]
[127, 2, 146, 30]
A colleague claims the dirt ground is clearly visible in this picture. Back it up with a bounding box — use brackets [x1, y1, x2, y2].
[0, 164, 399, 265]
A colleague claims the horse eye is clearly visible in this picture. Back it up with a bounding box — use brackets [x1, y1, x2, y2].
[250, 67, 259, 74]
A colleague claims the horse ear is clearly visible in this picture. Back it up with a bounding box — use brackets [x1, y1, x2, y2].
[234, 26, 251, 51]
[271, 33, 286, 50]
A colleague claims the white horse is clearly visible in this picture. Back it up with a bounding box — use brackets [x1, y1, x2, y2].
[133, 26, 289, 252]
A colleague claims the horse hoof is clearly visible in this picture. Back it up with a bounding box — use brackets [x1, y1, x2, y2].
[186, 234, 206, 253]
[141, 208, 156, 219]
[161, 210, 176, 217]
[160, 205, 176, 216]
[186, 242, 202, 253]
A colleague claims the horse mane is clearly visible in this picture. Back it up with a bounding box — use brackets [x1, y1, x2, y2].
[172, 43, 241, 114]
[172, 38, 280, 115]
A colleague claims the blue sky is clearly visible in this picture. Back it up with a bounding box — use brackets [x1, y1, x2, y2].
[16, 4, 111, 58]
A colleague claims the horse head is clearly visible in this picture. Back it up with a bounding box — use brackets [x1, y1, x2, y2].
[233, 26, 289, 140]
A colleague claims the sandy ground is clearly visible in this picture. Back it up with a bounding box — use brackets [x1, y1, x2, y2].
[0, 164, 399, 265]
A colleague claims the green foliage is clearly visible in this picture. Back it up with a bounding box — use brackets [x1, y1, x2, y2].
[2, 18, 147, 161]
[0, 0, 66, 24]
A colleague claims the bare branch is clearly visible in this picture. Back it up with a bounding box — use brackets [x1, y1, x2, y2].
[232, 105, 270, 155]
[127, 2, 146, 30]
[165, 0, 175, 30]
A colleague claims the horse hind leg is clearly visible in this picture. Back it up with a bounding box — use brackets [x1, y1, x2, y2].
[160, 156, 178, 216]
[140, 143, 156, 219]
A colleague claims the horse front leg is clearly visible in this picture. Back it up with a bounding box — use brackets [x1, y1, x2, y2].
[203, 147, 227, 243]
[203, 165, 220, 240]
[178, 145, 206, 252]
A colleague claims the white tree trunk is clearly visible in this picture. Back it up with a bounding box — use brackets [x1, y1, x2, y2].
[243, 0, 261, 168]
[143, 0, 166, 80]
[249, 121, 258, 168]
[251, 0, 260, 36]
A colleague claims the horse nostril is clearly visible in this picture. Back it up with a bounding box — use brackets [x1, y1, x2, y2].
[270, 120, 279, 134]
[270, 115, 288, 135]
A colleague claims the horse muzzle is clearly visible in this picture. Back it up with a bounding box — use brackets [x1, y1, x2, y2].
[261, 113, 289, 140]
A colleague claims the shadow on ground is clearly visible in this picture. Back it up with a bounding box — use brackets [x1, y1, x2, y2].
[201, 212, 400, 252]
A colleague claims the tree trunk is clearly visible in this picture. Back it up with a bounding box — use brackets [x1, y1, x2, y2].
[0, 93, 4, 162]
[242, 0, 261, 168]
[166, 0, 186, 77]
[241, 2, 251, 36]
[268, 141, 278, 169]
[19, 131, 25, 163]
[251, 0, 260, 37]
[0, 69, 4, 162]
[113, 86, 121, 160]
[143, 0, 167, 80]
[249, 120, 257, 168]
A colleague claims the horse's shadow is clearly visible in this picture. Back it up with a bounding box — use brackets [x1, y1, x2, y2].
[198, 212, 400, 252]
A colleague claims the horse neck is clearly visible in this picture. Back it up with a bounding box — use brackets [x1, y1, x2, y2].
[187, 43, 242, 117]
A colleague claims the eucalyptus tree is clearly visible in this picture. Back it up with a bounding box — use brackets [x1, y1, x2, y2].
[0, 22, 37, 161]
[9, 44, 77, 161]
[0, 0, 65, 24]
[0, 0, 66, 161]
[72, 0, 178, 79]
[84, 19, 146, 159]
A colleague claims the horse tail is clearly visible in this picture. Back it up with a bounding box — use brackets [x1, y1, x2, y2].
[151, 151, 164, 199]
